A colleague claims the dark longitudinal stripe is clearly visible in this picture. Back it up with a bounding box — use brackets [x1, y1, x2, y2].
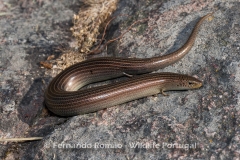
[44, 13, 213, 116]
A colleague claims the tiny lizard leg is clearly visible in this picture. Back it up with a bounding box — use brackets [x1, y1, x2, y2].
[161, 89, 169, 96]
[123, 72, 133, 77]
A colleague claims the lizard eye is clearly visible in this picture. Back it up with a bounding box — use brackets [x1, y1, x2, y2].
[188, 81, 195, 86]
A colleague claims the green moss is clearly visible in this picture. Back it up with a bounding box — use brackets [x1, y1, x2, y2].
[218, 32, 229, 46]
[136, 23, 148, 35]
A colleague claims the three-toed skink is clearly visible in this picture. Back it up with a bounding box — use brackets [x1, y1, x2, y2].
[44, 13, 213, 116]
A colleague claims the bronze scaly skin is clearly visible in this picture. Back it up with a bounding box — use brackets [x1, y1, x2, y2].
[45, 13, 213, 116]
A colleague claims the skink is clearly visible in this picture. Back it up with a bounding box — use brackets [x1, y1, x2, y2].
[45, 13, 213, 116]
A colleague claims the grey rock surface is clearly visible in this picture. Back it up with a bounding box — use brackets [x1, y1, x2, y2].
[0, 0, 239, 159]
